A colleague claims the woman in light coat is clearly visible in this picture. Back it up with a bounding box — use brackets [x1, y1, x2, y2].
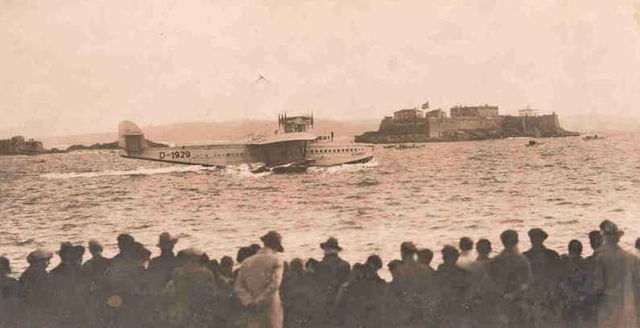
[234, 231, 285, 328]
[594, 220, 638, 328]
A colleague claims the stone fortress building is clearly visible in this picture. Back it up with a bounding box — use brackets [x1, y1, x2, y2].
[0, 136, 44, 155]
[355, 103, 578, 143]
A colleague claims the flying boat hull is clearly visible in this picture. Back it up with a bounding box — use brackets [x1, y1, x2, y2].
[118, 120, 373, 171]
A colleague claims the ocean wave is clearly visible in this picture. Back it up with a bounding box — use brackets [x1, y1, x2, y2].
[221, 164, 272, 178]
[308, 159, 379, 174]
[40, 165, 217, 179]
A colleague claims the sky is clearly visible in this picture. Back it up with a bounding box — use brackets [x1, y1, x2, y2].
[1, 0, 640, 137]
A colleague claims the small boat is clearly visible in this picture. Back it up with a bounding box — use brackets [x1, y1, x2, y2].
[384, 143, 426, 150]
[583, 135, 604, 141]
[526, 139, 540, 147]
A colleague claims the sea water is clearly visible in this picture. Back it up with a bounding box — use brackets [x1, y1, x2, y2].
[1, 134, 639, 276]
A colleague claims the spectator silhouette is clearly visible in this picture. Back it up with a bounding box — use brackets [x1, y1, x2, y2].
[234, 231, 285, 328]
[218, 255, 234, 285]
[82, 240, 110, 289]
[593, 220, 638, 328]
[585, 230, 603, 270]
[523, 228, 561, 280]
[584, 230, 604, 327]
[334, 257, 386, 328]
[436, 245, 471, 328]
[466, 239, 493, 282]
[468, 239, 500, 328]
[389, 242, 430, 328]
[317, 237, 350, 324]
[417, 248, 435, 274]
[457, 237, 475, 268]
[0, 256, 21, 327]
[387, 259, 402, 283]
[148, 232, 179, 291]
[523, 228, 562, 327]
[395, 241, 427, 285]
[558, 240, 590, 328]
[281, 258, 315, 328]
[318, 238, 350, 290]
[19, 249, 53, 326]
[164, 247, 217, 327]
[50, 242, 86, 325]
[0, 256, 20, 299]
[82, 240, 111, 328]
[113, 233, 135, 262]
[105, 240, 150, 327]
[487, 230, 533, 327]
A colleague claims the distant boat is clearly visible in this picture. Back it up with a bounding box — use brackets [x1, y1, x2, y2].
[526, 139, 541, 147]
[383, 143, 426, 150]
[583, 134, 604, 141]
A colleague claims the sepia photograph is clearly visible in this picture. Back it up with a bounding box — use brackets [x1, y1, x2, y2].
[1, 0, 640, 327]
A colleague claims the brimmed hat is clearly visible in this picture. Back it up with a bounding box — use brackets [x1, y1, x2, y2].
[27, 249, 53, 263]
[261, 231, 284, 252]
[158, 232, 178, 247]
[600, 220, 624, 236]
[56, 242, 84, 259]
[320, 237, 343, 251]
[528, 228, 548, 240]
[56, 242, 74, 256]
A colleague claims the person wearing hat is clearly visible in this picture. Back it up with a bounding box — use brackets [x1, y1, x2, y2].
[148, 232, 179, 292]
[20, 248, 54, 325]
[593, 220, 639, 328]
[318, 237, 351, 299]
[582, 230, 604, 328]
[486, 230, 532, 327]
[112, 233, 135, 262]
[523, 228, 561, 281]
[234, 231, 285, 328]
[522, 228, 562, 326]
[50, 242, 86, 326]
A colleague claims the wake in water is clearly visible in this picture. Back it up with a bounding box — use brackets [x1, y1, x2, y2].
[40, 160, 378, 180]
[40, 165, 218, 179]
[221, 163, 272, 178]
[308, 159, 379, 175]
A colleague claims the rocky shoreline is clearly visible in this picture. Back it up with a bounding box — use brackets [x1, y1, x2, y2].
[355, 105, 580, 144]
[357, 127, 580, 144]
[0, 139, 168, 156]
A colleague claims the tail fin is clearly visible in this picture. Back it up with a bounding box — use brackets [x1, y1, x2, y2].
[118, 120, 147, 153]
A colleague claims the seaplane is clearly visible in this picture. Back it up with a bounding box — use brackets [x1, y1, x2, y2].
[118, 114, 374, 173]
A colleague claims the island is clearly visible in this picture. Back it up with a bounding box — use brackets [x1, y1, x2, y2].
[355, 104, 579, 144]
